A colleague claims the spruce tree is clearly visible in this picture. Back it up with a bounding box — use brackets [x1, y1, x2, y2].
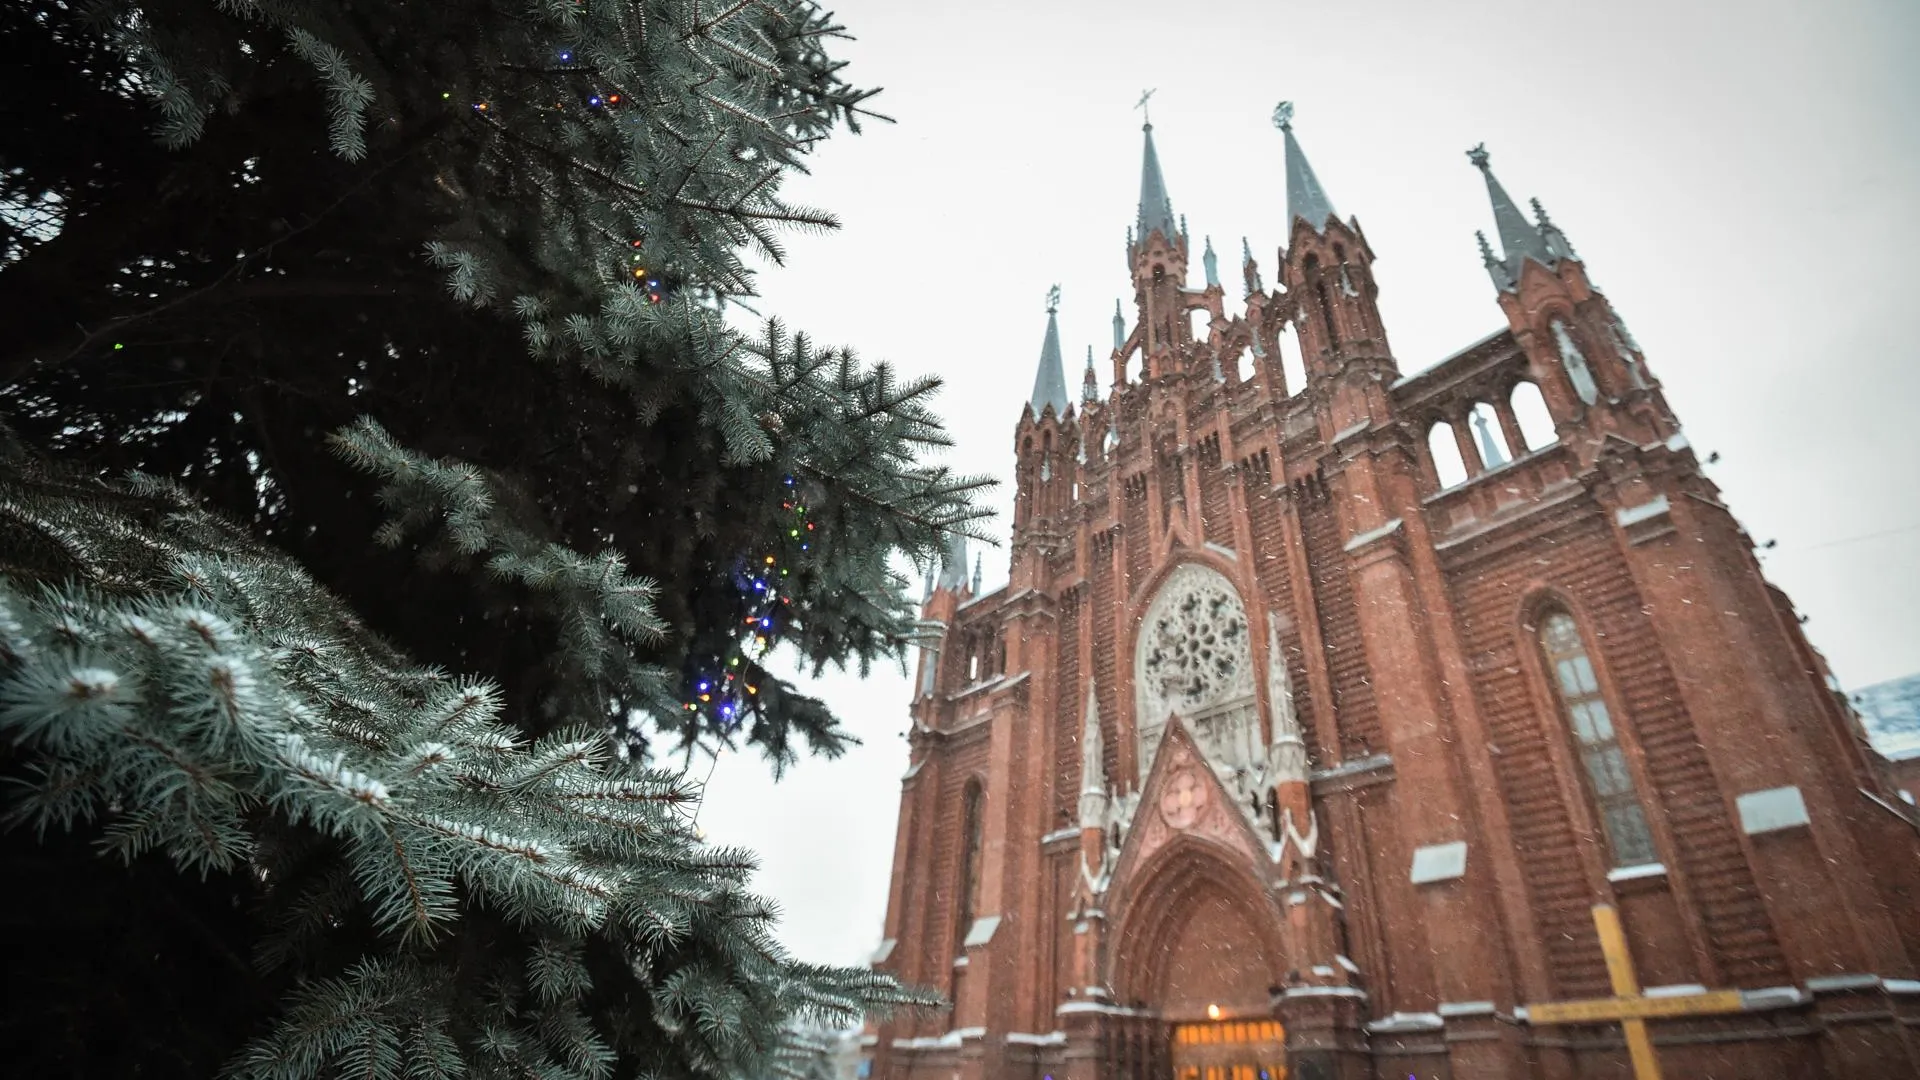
[0, 0, 976, 1075]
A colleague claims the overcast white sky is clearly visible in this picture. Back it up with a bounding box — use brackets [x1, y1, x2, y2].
[695, 0, 1920, 970]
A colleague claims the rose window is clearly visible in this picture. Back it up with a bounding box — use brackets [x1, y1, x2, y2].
[1134, 563, 1258, 780]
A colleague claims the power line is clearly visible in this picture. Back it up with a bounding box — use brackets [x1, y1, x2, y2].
[1772, 522, 1920, 556]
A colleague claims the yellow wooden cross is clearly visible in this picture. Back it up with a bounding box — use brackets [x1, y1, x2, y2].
[1525, 904, 1746, 1080]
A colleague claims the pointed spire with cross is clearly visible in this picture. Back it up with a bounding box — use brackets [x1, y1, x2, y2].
[1469, 143, 1556, 288]
[1134, 89, 1177, 243]
[1029, 284, 1070, 417]
[1274, 101, 1337, 232]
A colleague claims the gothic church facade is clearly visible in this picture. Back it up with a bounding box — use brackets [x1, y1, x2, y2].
[869, 108, 1920, 1079]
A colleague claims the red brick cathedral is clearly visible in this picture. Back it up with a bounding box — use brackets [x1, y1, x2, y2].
[869, 106, 1920, 1080]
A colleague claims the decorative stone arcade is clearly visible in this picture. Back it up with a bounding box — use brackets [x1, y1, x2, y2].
[868, 102, 1920, 1080]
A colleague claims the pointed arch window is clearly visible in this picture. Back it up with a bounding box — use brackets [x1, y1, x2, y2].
[953, 781, 985, 953]
[1539, 611, 1659, 868]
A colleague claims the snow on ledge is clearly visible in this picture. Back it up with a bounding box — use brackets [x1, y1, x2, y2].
[1644, 984, 1708, 998]
[1807, 973, 1880, 993]
[1615, 494, 1671, 528]
[1005, 1031, 1067, 1047]
[1282, 985, 1368, 1001]
[962, 914, 1001, 948]
[1344, 517, 1403, 553]
[892, 1027, 985, 1051]
[1739, 986, 1808, 1010]
[1606, 862, 1667, 883]
[1057, 1000, 1154, 1017]
[1365, 1011, 1444, 1034]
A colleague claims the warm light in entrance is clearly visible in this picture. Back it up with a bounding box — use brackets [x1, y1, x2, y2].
[1206, 1004, 1222, 1020]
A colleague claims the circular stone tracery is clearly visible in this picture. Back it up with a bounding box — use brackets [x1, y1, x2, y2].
[1134, 563, 1257, 781]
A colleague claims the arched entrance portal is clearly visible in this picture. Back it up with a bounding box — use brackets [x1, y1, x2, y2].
[1109, 839, 1291, 1080]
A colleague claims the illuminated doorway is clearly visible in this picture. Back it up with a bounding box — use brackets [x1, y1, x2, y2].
[1168, 1018, 1286, 1080]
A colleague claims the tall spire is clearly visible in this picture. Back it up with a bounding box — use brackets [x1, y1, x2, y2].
[1273, 102, 1336, 232]
[1468, 143, 1553, 274]
[1082, 345, 1099, 404]
[1029, 285, 1070, 417]
[1136, 96, 1178, 242]
[970, 553, 983, 595]
[1202, 236, 1220, 287]
[1111, 299, 1125, 352]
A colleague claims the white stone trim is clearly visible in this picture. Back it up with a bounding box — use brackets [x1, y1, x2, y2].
[892, 1027, 985, 1051]
[1282, 985, 1368, 1001]
[1057, 1001, 1154, 1017]
[1739, 986, 1809, 1011]
[1437, 1001, 1496, 1018]
[1005, 1031, 1067, 1047]
[951, 955, 968, 968]
[1365, 1011, 1444, 1033]
[1806, 973, 1880, 993]
[870, 938, 896, 965]
[1737, 785, 1810, 835]
[1615, 494, 1671, 527]
[1203, 541, 1238, 561]
[1884, 979, 1920, 995]
[1344, 517, 1404, 553]
[1332, 420, 1372, 444]
[1312, 753, 1393, 783]
[1410, 840, 1469, 885]
[1606, 862, 1668, 883]
[962, 915, 1001, 948]
[1644, 984, 1708, 998]
[1039, 826, 1081, 846]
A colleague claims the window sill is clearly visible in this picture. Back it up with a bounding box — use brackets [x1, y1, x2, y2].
[1607, 862, 1667, 882]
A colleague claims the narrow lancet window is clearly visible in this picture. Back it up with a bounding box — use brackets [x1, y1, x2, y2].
[954, 782, 984, 953]
[1540, 611, 1658, 867]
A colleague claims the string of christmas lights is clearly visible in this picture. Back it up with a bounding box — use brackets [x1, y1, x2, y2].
[682, 475, 816, 732]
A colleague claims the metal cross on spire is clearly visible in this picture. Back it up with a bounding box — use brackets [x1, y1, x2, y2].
[1136, 88, 1157, 125]
[1271, 100, 1295, 131]
[1046, 283, 1061, 314]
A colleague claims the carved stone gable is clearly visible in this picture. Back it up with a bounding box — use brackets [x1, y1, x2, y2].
[1108, 721, 1276, 911]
